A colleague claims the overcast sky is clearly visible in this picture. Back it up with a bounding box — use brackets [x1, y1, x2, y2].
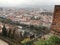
[0, 0, 60, 7]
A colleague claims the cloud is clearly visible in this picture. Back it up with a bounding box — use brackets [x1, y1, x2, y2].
[0, 0, 60, 7]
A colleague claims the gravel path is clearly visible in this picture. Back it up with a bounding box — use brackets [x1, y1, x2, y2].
[0, 39, 8, 45]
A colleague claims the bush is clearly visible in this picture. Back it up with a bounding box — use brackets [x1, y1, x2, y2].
[34, 36, 60, 45]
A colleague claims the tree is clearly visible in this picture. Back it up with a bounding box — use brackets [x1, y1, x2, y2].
[12, 28, 16, 39]
[8, 28, 11, 38]
[2, 24, 7, 37]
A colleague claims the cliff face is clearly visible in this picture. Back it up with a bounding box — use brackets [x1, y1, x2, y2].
[51, 5, 60, 34]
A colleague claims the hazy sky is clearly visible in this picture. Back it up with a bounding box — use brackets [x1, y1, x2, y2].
[0, 0, 60, 7]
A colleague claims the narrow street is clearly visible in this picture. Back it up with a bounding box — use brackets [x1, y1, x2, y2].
[0, 39, 8, 45]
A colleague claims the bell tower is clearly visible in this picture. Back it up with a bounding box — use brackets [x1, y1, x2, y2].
[51, 5, 60, 35]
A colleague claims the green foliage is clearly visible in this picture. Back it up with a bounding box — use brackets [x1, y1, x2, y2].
[8, 29, 11, 38]
[2, 25, 7, 37]
[12, 29, 16, 38]
[22, 40, 34, 45]
[34, 36, 60, 45]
